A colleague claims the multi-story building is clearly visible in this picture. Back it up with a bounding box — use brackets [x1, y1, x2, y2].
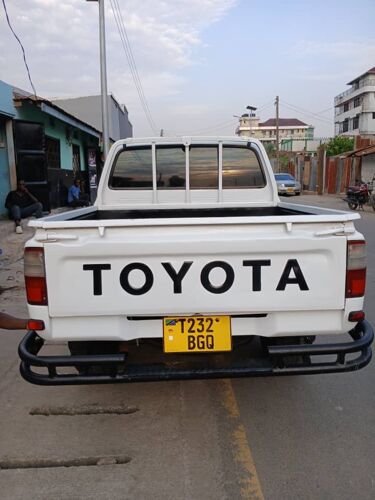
[235, 115, 314, 144]
[334, 67, 375, 136]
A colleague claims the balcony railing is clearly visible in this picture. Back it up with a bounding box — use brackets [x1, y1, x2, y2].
[335, 79, 375, 104]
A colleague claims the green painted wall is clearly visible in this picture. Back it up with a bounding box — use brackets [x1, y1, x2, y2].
[15, 102, 98, 172]
[0, 121, 10, 216]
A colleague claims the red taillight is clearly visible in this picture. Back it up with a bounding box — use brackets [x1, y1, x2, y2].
[348, 311, 365, 322]
[27, 319, 45, 331]
[24, 247, 48, 305]
[346, 240, 366, 298]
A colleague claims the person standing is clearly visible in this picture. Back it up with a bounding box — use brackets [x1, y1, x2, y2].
[5, 180, 43, 234]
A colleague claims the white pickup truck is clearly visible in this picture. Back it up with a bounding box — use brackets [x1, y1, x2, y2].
[19, 136, 373, 385]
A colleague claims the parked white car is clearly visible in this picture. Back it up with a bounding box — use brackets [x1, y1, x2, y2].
[274, 173, 301, 196]
[19, 136, 373, 385]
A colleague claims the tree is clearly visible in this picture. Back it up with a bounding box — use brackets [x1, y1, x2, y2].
[325, 136, 354, 156]
[263, 142, 276, 157]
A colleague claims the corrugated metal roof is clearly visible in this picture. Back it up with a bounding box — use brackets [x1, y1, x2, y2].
[13, 92, 102, 137]
[341, 144, 375, 157]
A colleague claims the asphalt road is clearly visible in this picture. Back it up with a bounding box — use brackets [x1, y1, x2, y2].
[0, 195, 374, 499]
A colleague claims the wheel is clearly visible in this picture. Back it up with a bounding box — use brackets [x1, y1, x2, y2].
[348, 201, 358, 210]
[262, 336, 315, 367]
[68, 341, 122, 375]
[295, 191, 301, 196]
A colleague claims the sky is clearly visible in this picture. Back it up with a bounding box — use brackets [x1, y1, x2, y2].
[1, 0, 375, 138]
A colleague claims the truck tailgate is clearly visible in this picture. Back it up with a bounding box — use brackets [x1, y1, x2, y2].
[43, 223, 346, 317]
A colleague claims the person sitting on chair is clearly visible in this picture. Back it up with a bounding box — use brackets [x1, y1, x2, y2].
[5, 180, 43, 234]
[68, 178, 90, 208]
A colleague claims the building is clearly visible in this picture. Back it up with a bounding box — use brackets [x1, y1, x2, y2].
[53, 94, 133, 142]
[236, 115, 314, 144]
[334, 67, 375, 136]
[281, 137, 332, 153]
[0, 80, 103, 216]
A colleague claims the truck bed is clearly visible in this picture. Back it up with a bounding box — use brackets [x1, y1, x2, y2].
[70, 205, 310, 220]
[29, 202, 359, 228]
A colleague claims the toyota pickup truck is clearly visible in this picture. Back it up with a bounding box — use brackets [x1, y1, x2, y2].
[19, 136, 373, 385]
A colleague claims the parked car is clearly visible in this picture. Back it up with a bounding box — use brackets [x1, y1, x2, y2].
[274, 173, 301, 196]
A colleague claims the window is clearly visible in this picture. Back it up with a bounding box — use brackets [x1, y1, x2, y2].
[110, 144, 266, 191]
[45, 136, 61, 169]
[275, 174, 294, 181]
[343, 119, 349, 133]
[343, 103, 349, 112]
[222, 146, 265, 188]
[372, 112, 375, 119]
[354, 97, 361, 108]
[156, 146, 186, 189]
[189, 146, 218, 189]
[72, 144, 81, 176]
[110, 147, 152, 188]
[352, 115, 359, 130]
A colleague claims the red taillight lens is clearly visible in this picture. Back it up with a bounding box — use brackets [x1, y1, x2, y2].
[24, 247, 48, 305]
[25, 276, 48, 305]
[27, 319, 45, 331]
[346, 241, 366, 298]
[348, 311, 365, 322]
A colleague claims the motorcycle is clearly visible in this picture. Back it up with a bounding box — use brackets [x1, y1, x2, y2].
[345, 181, 375, 211]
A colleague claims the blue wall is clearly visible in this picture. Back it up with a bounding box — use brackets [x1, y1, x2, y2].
[0, 81, 15, 118]
[0, 82, 14, 215]
[0, 120, 10, 217]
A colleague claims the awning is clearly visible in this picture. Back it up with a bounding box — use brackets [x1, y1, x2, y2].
[13, 94, 101, 140]
[40, 102, 101, 139]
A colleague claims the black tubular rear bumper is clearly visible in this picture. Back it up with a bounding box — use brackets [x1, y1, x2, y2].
[18, 321, 373, 385]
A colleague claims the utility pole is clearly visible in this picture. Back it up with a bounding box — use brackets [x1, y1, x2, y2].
[275, 96, 280, 172]
[87, 0, 110, 159]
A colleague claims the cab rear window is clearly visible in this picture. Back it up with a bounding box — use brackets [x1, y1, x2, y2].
[223, 147, 265, 188]
[110, 147, 153, 189]
[110, 144, 265, 190]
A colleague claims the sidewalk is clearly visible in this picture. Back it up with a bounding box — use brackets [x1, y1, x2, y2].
[0, 217, 31, 239]
[0, 207, 70, 264]
[0, 209, 70, 309]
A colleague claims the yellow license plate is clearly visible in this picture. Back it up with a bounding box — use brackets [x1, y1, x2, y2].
[287, 187, 294, 192]
[163, 316, 232, 353]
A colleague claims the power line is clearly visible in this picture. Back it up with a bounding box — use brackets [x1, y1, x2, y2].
[281, 102, 332, 124]
[316, 106, 334, 115]
[2, 0, 37, 97]
[111, 0, 157, 133]
[110, 0, 158, 134]
[282, 104, 332, 125]
[256, 99, 275, 113]
[280, 99, 333, 124]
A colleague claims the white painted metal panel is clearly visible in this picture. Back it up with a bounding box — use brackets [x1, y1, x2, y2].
[44, 223, 346, 318]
